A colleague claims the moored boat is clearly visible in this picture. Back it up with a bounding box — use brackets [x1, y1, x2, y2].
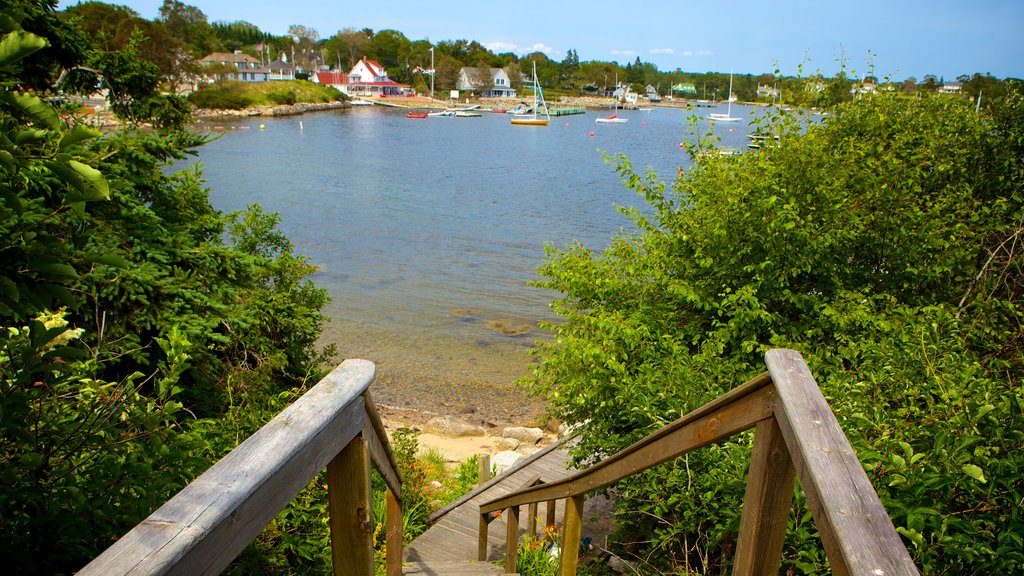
[511, 62, 550, 126]
[406, 112, 428, 118]
[595, 113, 628, 124]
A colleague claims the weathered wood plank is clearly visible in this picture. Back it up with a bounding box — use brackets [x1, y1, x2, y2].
[329, 433, 373, 575]
[364, 392, 402, 501]
[504, 506, 519, 573]
[386, 489, 403, 576]
[78, 360, 376, 576]
[766, 349, 919, 576]
[481, 382, 774, 513]
[732, 417, 795, 576]
[559, 494, 585, 576]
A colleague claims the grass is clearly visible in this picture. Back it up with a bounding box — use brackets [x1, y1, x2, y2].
[188, 80, 345, 109]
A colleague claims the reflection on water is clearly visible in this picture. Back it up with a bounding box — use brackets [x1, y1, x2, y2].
[184, 105, 762, 419]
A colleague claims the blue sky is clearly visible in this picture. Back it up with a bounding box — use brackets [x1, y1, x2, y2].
[60, 0, 1024, 80]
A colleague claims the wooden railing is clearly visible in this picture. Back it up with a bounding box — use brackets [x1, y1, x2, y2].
[479, 349, 920, 575]
[79, 359, 403, 576]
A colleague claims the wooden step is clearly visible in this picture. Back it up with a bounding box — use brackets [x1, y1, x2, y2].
[403, 560, 512, 575]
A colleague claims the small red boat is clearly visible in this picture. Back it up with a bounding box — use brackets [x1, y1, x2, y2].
[490, 108, 507, 114]
[406, 113, 428, 118]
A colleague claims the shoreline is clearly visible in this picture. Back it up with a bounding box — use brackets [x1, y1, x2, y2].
[375, 402, 560, 463]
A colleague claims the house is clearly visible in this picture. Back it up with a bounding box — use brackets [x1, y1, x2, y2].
[199, 51, 268, 82]
[265, 59, 295, 81]
[312, 71, 349, 91]
[345, 57, 410, 97]
[756, 84, 779, 98]
[671, 83, 697, 96]
[456, 67, 517, 98]
[940, 82, 962, 94]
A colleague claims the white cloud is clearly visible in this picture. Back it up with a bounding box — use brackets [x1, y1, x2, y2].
[681, 50, 714, 57]
[650, 48, 675, 55]
[529, 43, 559, 56]
[486, 41, 518, 53]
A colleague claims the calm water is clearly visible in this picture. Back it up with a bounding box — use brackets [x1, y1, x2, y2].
[185, 103, 763, 417]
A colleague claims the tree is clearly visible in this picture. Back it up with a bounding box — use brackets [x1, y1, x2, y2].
[157, 0, 215, 57]
[365, 28, 409, 70]
[1, 11, 333, 572]
[527, 89, 1024, 573]
[323, 27, 370, 70]
[4, 0, 90, 91]
[62, 1, 182, 89]
[286, 23, 319, 69]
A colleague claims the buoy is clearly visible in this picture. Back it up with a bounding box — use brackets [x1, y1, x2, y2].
[564, 123, 569, 127]
[589, 131, 595, 137]
[259, 124, 265, 130]
[679, 142, 685, 148]
[730, 128, 735, 132]
[642, 121, 647, 126]
[300, 121, 304, 130]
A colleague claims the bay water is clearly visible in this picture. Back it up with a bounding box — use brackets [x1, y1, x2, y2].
[185, 103, 761, 420]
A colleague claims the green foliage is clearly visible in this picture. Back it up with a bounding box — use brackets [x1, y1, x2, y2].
[0, 311, 207, 573]
[527, 88, 1023, 573]
[515, 534, 560, 576]
[187, 80, 254, 109]
[1, 14, 335, 572]
[188, 79, 342, 109]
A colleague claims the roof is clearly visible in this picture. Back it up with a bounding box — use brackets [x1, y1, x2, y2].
[459, 67, 506, 89]
[201, 52, 260, 64]
[361, 57, 386, 77]
[315, 72, 349, 85]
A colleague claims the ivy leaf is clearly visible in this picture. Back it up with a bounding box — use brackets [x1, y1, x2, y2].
[961, 463, 986, 483]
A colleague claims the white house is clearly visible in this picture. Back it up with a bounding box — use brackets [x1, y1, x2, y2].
[345, 57, 410, 97]
[940, 82, 962, 94]
[199, 51, 267, 82]
[456, 67, 516, 98]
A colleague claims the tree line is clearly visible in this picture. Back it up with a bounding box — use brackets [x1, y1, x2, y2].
[53, 1, 1019, 108]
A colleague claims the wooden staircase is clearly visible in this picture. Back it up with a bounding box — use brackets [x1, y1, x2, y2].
[404, 440, 576, 573]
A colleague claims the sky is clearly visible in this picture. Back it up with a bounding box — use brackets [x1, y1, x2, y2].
[58, 0, 1024, 81]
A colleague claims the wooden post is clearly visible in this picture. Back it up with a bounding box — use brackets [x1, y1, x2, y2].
[733, 417, 796, 576]
[478, 513, 489, 561]
[385, 488, 402, 576]
[545, 499, 557, 536]
[559, 494, 585, 576]
[527, 501, 539, 539]
[505, 506, 520, 573]
[478, 453, 491, 487]
[328, 434, 373, 576]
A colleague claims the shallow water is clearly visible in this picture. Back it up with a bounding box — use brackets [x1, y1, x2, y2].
[185, 104, 762, 420]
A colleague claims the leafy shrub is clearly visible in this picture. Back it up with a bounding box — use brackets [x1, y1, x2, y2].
[527, 86, 1023, 574]
[188, 82, 254, 109]
[267, 90, 297, 105]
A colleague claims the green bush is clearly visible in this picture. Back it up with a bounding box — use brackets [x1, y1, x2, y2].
[527, 86, 1023, 573]
[188, 82, 254, 109]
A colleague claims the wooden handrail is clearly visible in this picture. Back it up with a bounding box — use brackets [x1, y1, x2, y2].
[78, 359, 403, 576]
[480, 349, 919, 575]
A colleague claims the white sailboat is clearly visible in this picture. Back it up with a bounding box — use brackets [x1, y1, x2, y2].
[511, 62, 550, 126]
[708, 71, 741, 123]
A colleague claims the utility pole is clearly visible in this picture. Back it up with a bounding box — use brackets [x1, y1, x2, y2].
[428, 46, 435, 100]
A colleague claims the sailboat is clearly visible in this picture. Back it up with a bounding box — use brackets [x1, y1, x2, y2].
[708, 71, 741, 123]
[511, 62, 550, 126]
